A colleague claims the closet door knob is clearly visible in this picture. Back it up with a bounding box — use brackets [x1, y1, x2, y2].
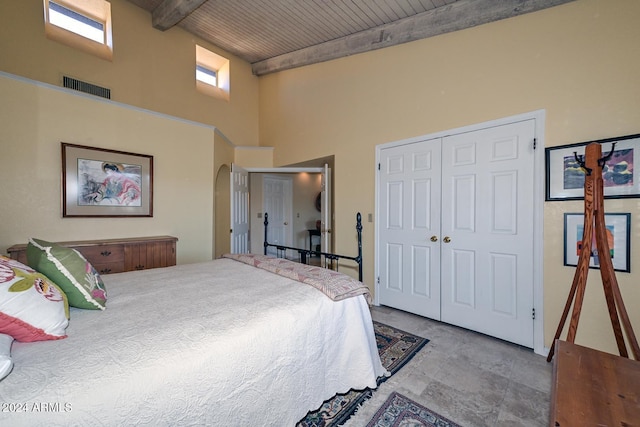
[430, 236, 438, 242]
[443, 236, 451, 243]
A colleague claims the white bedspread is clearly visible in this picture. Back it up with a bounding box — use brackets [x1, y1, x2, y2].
[0, 258, 386, 426]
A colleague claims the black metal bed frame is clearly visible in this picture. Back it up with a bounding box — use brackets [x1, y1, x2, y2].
[263, 212, 363, 282]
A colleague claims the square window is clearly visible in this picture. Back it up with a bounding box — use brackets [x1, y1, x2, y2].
[196, 45, 229, 101]
[48, 1, 105, 44]
[44, 0, 113, 61]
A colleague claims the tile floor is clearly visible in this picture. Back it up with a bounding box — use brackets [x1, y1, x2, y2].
[344, 305, 553, 427]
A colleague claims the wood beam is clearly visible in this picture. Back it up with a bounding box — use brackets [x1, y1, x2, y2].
[152, 0, 208, 31]
[252, 0, 576, 76]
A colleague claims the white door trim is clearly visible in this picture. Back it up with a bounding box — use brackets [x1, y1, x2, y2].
[374, 110, 546, 356]
[245, 167, 323, 173]
[230, 163, 250, 253]
[321, 164, 332, 252]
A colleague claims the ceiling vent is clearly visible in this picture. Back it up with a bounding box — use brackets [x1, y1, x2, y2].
[63, 76, 111, 99]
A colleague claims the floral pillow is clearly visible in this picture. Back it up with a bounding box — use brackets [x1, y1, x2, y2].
[27, 239, 107, 310]
[0, 255, 69, 342]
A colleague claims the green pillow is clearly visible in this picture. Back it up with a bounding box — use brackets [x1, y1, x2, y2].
[26, 238, 107, 310]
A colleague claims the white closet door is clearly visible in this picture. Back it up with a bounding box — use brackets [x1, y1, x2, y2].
[378, 138, 442, 319]
[440, 119, 535, 347]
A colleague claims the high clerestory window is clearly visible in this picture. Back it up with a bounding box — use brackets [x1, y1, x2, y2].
[196, 65, 217, 87]
[196, 45, 230, 101]
[44, 0, 113, 61]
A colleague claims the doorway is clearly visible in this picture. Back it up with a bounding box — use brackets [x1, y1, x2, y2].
[220, 160, 334, 257]
[214, 164, 231, 259]
[227, 164, 332, 257]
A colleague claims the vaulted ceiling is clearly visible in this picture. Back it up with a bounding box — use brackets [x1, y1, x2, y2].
[126, 0, 575, 76]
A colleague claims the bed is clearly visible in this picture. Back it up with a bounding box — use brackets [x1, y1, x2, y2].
[0, 250, 386, 426]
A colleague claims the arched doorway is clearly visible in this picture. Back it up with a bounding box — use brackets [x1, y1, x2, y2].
[214, 164, 230, 258]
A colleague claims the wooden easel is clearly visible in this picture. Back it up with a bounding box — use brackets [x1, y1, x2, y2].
[547, 143, 640, 362]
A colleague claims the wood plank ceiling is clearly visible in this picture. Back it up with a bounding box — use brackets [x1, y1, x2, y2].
[126, 0, 575, 76]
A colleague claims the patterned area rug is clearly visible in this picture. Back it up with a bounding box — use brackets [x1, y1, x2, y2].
[297, 321, 429, 427]
[366, 391, 462, 427]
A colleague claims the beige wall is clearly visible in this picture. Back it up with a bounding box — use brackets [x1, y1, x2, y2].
[258, 0, 640, 354]
[0, 0, 260, 147]
[234, 147, 274, 168]
[0, 74, 215, 263]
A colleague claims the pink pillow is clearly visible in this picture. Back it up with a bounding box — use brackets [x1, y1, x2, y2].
[0, 256, 69, 342]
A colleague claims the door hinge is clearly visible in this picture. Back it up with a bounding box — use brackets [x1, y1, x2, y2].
[532, 308, 536, 320]
[377, 276, 380, 285]
[533, 138, 537, 150]
[378, 163, 381, 171]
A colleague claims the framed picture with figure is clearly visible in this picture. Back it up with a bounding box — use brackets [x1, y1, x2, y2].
[62, 143, 153, 217]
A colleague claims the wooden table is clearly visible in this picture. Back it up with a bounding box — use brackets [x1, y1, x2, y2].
[550, 340, 640, 426]
[307, 229, 321, 252]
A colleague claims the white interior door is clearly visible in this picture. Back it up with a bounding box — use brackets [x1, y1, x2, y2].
[230, 164, 249, 253]
[440, 120, 535, 347]
[378, 138, 442, 319]
[321, 164, 332, 252]
[263, 175, 293, 256]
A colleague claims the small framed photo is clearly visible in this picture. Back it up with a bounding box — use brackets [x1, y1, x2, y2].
[545, 134, 640, 201]
[563, 213, 631, 273]
[62, 143, 153, 217]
